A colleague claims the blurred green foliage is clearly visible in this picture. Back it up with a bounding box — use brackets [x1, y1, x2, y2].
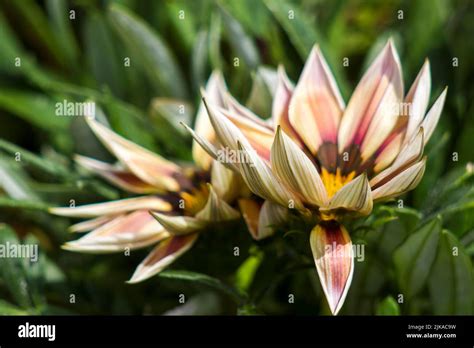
[0, 0, 473, 315]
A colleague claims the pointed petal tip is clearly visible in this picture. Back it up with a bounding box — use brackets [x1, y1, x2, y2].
[310, 222, 354, 316]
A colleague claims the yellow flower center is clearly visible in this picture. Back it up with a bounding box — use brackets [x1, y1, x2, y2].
[321, 168, 356, 198]
[180, 184, 209, 215]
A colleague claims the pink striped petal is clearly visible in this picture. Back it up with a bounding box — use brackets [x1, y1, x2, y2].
[128, 233, 199, 283]
[371, 127, 424, 188]
[193, 71, 228, 170]
[75, 155, 159, 194]
[50, 196, 172, 218]
[420, 87, 447, 146]
[402, 60, 431, 145]
[86, 118, 180, 192]
[289, 45, 345, 154]
[310, 222, 354, 315]
[220, 107, 274, 161]
[271, 66, 304, 147]
[63, 211, 168, 253]
[338, 40, 403, 161]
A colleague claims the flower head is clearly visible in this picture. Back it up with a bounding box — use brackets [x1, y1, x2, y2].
[50, 100, 242, 283]
[187, 40, 447, 314]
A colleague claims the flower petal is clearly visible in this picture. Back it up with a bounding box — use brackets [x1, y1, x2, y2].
[210, 159, 242, 202]
[370, 127, 424, 188]
[403, 60, 431, 145]
[49, 196, 172, 218]
[86, 117, 180, 191]
[371, 157, 426, 201]
[271, 126, 328, 206]
[289, 45, 345, 153]
[310, 222, 354, 315]
[75, 155, 159, 194]
[150, 212, 206, 235]
[128, 233, 199, 283]
[193, 71, 227, 170]
[320, 173, 372, 216]
[195, 184, 240, 221]
[257, 200, 288, 240]
[69, 215, 118, 233]
[420, 87, 447, 146]
[238, 198, 261, 239]
[63, 211, 168, 253]
[220, 107, 274, 161]
[338, 40, 403, 161]
[181, 122, 239, 172]
[237, 140, 304, 210]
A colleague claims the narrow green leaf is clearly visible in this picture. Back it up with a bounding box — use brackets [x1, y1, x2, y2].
[393, 217, 442, 299]
[0, 157, 41, 201]
[0, 89, 70, 131]
[220, 7, 260, 70]
[158, 270, 246, 304]
[108, 4, 188, 98]
[428, 230, 474, 314]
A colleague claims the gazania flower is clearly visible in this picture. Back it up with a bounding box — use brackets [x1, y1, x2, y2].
[187, 40, 447, 315]
[49, 107, 242, 283]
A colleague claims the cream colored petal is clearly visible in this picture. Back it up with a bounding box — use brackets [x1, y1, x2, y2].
[237, 140, 304, 210]
[128, 233, 199, 283]
[372, 158, 426, 201]
[192, 71, 228, 170]
[221, 107, 274, 161]
[403, 60, 431, 145]
[150, 212, 206, 235]
[320, 173, 373, 216]
[75, 155, 159, 194]
[272, 65, 294, 126]
[63, 231, 168, 254]
[372, 131, 404, 173]
[63, 211, 168, 253]
[69, 215, 118, 233]
[420, 88, 447, 146]
[371, 127, 424, 188]
[310, 222, 354, 315]
[195, 184, 240, 221]
[289, 45, 345, 153]
[338, 40, 403, 160]
[238, 198, 261, 240]
[271, 126, 328, 206]
[257, 200, 288, 240]
[224, 91, 272, 129]
[86, 117, 180, 191]
[210, 160, 242, 202]
[49, 196, 172, 218]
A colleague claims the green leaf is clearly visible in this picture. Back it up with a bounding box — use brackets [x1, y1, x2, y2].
[376, 296, 401, 315]
[0, 89, 70, 131]
[7, 0, 68, 67]
[108, 4, 188, 98]
[393, 217, 442, 299]
[0, 225, 34, 308]
[46, 0, 79, 67]
[0, 139, 71, 178]
[0, 300, 30, 315]
[83, 11, 125, 97]
[220, 7, 260, 70]
[158, 270, 246, 304]
[428, 230, 474, 314]
[0, 156, 41, 201]
[191, 30, 209, 92]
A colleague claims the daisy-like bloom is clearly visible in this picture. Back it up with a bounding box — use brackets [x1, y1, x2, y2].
[49, 109, 242, 283]
[187, 40, 447, 315]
